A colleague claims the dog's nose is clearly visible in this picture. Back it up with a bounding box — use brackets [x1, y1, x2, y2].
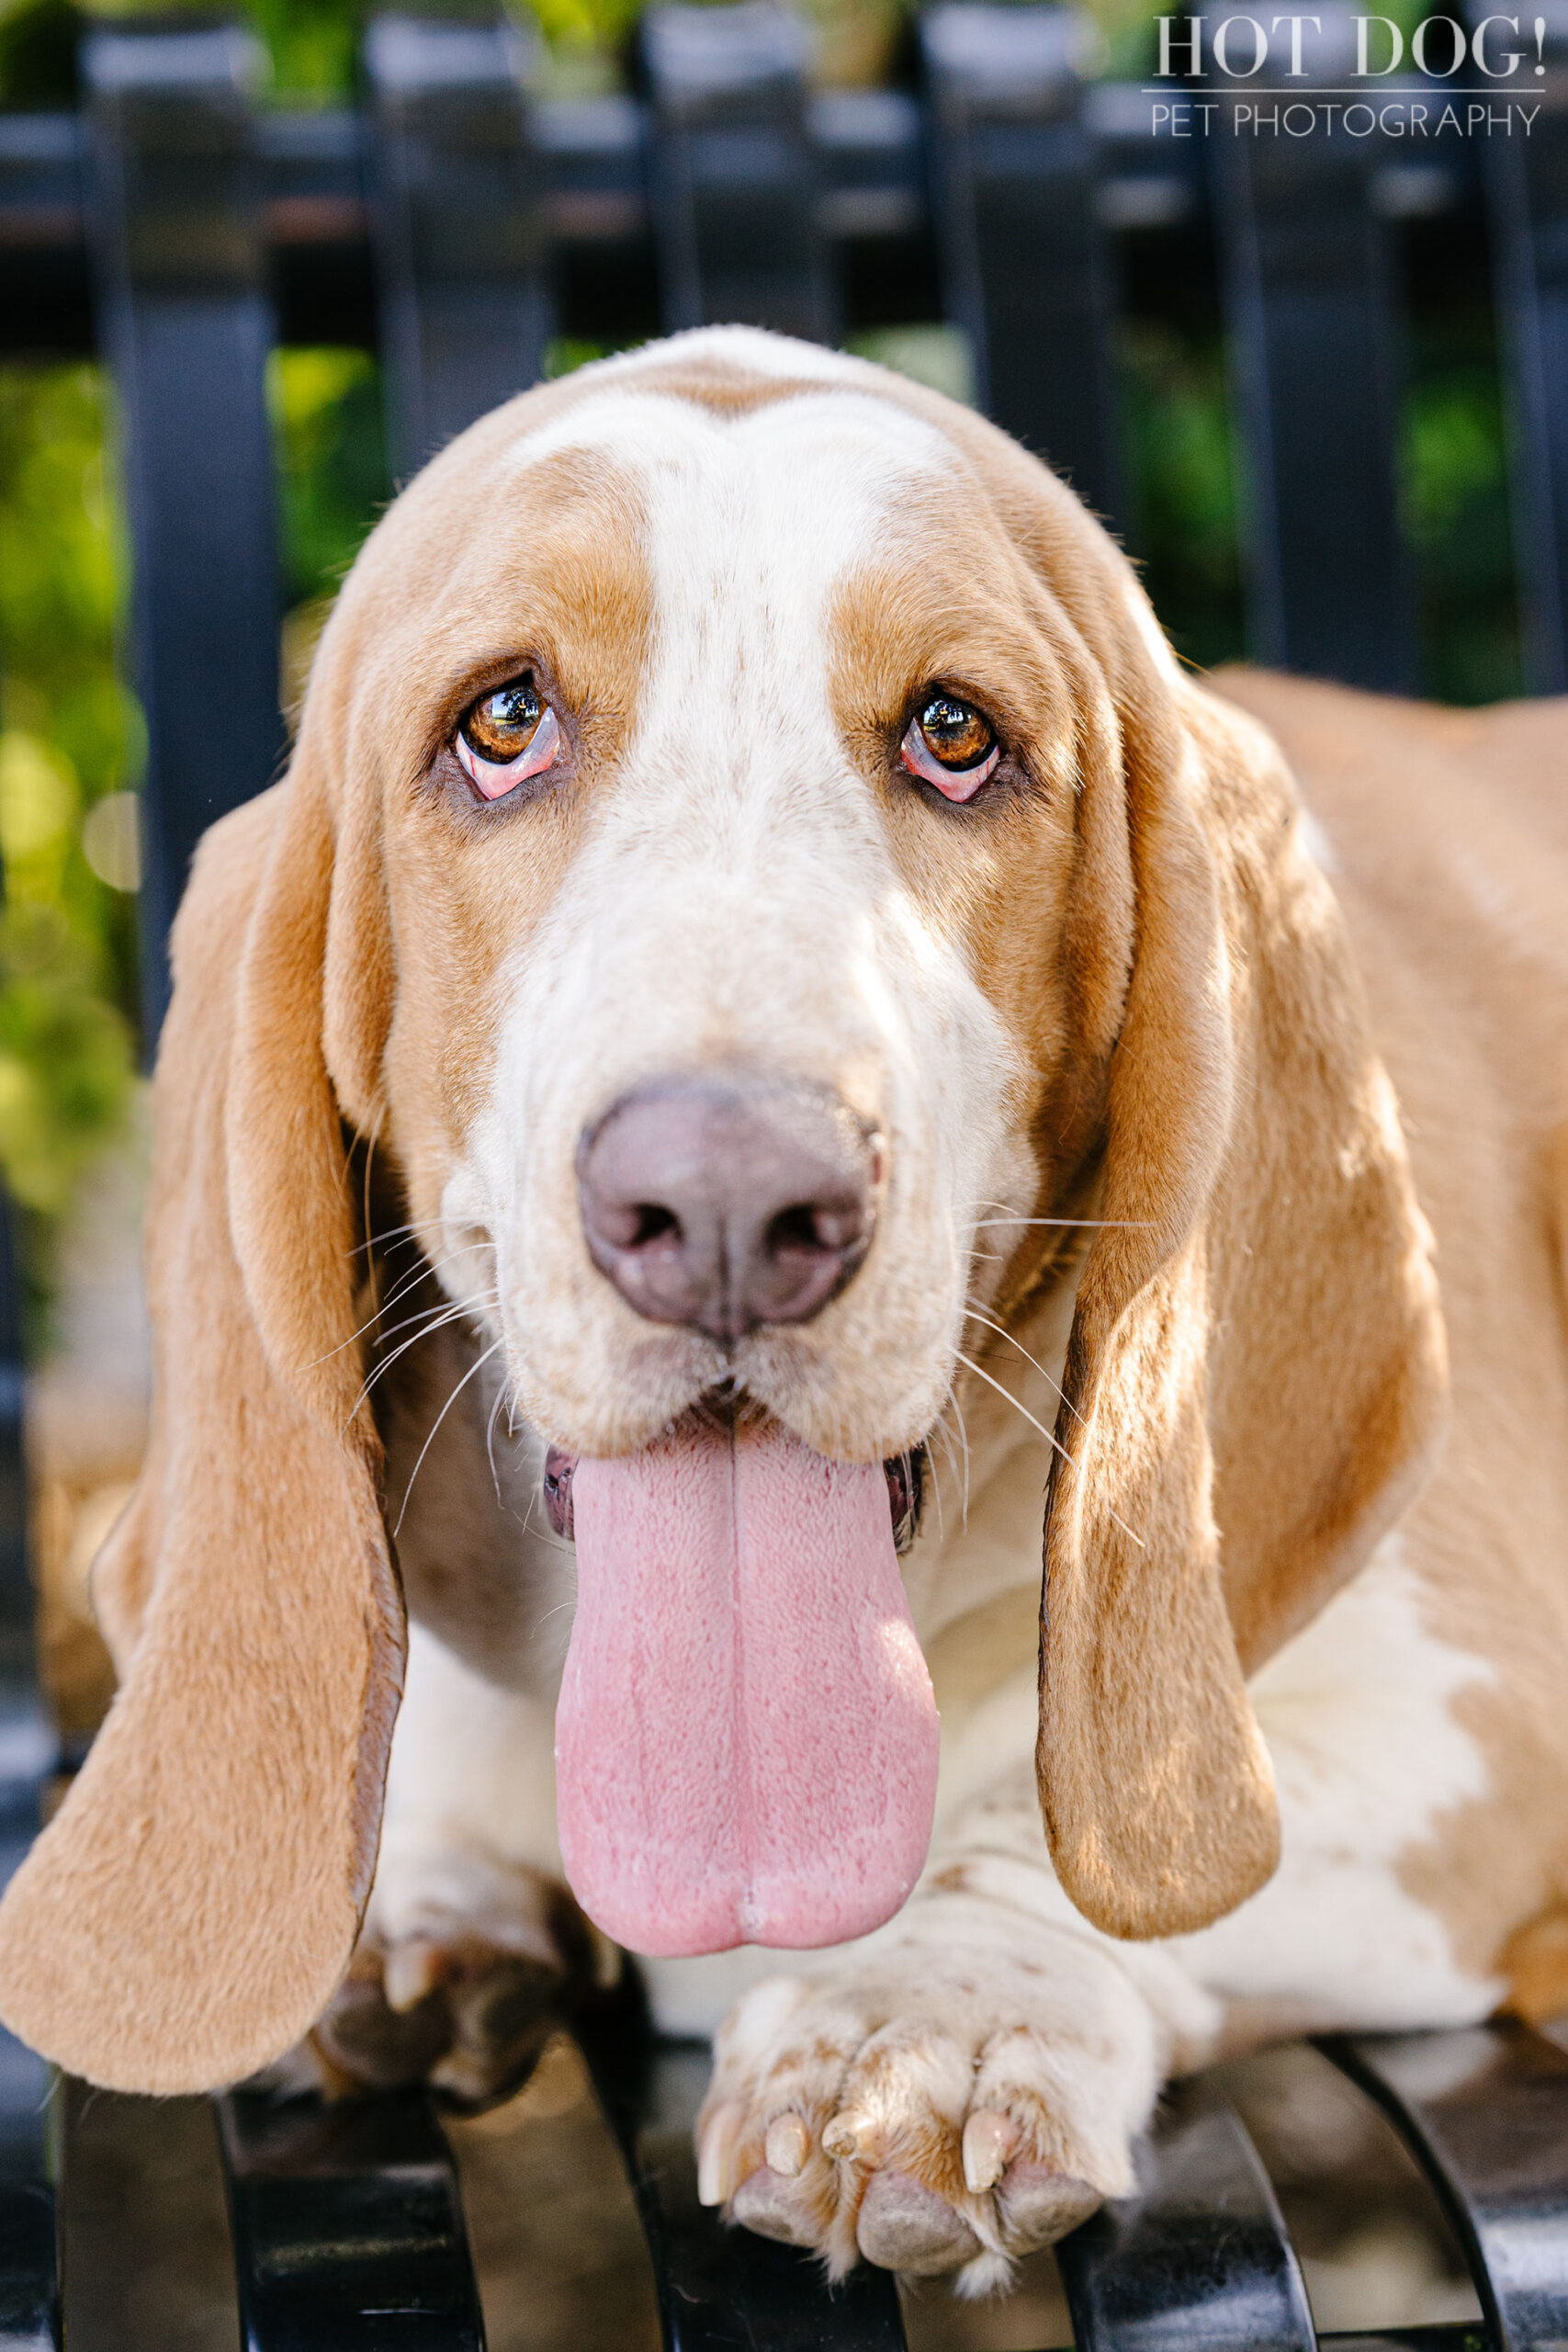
[578, 1075, 879, 1342]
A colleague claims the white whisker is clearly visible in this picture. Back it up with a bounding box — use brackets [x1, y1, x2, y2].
[343, 1292, 499, 1427]
[962, 1299, 1088, 1432]
[953, 1348, 1145, 1550]
[971, 1216, 1148, 1230]
[313, 1238, 495, 1366]
[485, 1376, 511, 1510]
[392, 1338, 507, 1536]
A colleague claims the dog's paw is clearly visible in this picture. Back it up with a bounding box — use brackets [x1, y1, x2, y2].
[312, 1849, 616, 2109]
[697, 1956, 1156, 2293]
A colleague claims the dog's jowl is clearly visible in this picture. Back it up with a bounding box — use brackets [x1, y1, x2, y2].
[3, 328, 1567, 2298]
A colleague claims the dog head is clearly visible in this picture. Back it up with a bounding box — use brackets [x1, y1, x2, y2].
[0, 330, 1447, 2089]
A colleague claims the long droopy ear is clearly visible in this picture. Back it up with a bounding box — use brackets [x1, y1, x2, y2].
[1038, 682, 1449, 1943]
[0, 752, 403, 2093]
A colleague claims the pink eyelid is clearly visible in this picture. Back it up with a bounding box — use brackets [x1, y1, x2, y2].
[898, 718, 999, 802]
[457, 703, 562, 799]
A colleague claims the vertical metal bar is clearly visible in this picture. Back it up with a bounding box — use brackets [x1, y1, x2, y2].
[0, 1627, 57, 2352]
[213, 2086, 486, 2351]
[365, 13, 551, 485]
[55, 2085, 237, 2352]
[579, 2024, 908, 2352]
[84, 22, 283, 1043]
[1473, 3, 1568, 692]
[920, 5, 1122, 526]
[0, 909, 62, 2352]
[642, 2, 837, 344]
[1324, 2023, 1568, 2352]
[1208, 10, 1415, 689]
[1055, 2082, 1316, 2352]
[0, 1184, 59, 2352]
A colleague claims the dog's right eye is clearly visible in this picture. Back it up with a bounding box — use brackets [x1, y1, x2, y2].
[456, 674, 561, 800]
[899, 695, 999, 803]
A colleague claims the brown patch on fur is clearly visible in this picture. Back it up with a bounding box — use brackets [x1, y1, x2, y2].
[314, 441, 653, 1178]
[0, 781, 404, 2093]
[1499, 1911, 1568, 2023]
[1214, 667, 1568, 2003]
[823, 370, 1446, 1940]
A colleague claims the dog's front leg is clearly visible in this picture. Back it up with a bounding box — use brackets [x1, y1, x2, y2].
[688, 1732, 1217, 2296]
[313, 1622, 615, 2105]
[694, 1537, 1506, 2290]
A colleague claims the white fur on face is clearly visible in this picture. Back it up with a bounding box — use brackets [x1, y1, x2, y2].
[440, 380, 1030, 1463]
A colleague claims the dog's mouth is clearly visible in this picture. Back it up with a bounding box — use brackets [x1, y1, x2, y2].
[548, 1412, 940, 1959]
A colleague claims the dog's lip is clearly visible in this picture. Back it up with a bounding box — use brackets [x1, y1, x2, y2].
[541, 1419, 927, 1551]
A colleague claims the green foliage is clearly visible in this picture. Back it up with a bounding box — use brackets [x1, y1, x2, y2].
[1403, 334, 1523, 706]
[0, 368, 137, 1240]
[0, 367, 138, 1338]
[0, 0, 80, 107]
[270, 346, 389, 605]
[1119, 323, 1246, 673]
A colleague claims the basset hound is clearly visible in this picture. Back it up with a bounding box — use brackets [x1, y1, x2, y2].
[2, 327, 1566, 2295]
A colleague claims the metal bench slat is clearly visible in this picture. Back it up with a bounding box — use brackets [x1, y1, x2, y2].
[365, 13, 553, 483]
[214, 2086, 485, 2351]
[921, 4, 1123, 529]
[1324, 2021, 1568, 2352]
[1055, 2080, 1317, 2352]
[0, 1197, 60, 2350]
[83, 20, 285, 1042]
[1319, 2330, 1491, 2352]
[581, 2029, 908, 2352]
[1211, 100, 1415, 692]
[642, 1, 839, 345]
[1474, 7, 1568, 692]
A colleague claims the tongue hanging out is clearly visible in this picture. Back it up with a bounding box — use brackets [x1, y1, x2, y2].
[555, 1419, 940, 1958]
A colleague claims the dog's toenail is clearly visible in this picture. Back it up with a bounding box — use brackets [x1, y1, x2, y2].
[765, 2114, 810, 2177]
[697, 2101, 743, 2206]
[963, 2108, 1020, 2193]
[822, 2107, 886, 2165]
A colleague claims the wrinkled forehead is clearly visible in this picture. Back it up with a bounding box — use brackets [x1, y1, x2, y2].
[507, 384, 958, 637]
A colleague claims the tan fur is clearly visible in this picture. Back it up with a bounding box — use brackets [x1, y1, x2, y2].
[822, 401, 1446, 1938]
[0, 334, 1535, 2091]
[1208, 669, 1568, 2017]
[0, 784, 403, 2092]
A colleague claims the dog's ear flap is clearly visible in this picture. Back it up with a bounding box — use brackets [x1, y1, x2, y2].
[0, 762, 403, 2094]
[1039, 690, 1448, 1942]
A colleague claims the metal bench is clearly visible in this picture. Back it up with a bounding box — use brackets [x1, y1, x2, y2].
[3, 6, 1568, 2341]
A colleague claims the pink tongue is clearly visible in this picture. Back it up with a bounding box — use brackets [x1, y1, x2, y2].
[555, 1419, 939, 1958]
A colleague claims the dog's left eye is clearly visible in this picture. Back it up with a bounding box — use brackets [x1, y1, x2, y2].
[456, 674, 562, 800]
[899, 695, 999, 803]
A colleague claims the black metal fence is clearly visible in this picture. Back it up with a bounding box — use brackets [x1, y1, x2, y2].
[3, 6, 1568, 2343]
[5, 3, 1568, 1012]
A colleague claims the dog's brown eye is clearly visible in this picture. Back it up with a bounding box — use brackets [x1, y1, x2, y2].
[920, 697, 991, 767]
[899, 695, 999, 803]
[456, 674, 561, 800]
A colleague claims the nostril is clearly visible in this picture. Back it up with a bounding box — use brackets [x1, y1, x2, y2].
[629, 1203, 681, 1249]
[592, 1199, 682, 1251]
[765, 1201, 864, 1260]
